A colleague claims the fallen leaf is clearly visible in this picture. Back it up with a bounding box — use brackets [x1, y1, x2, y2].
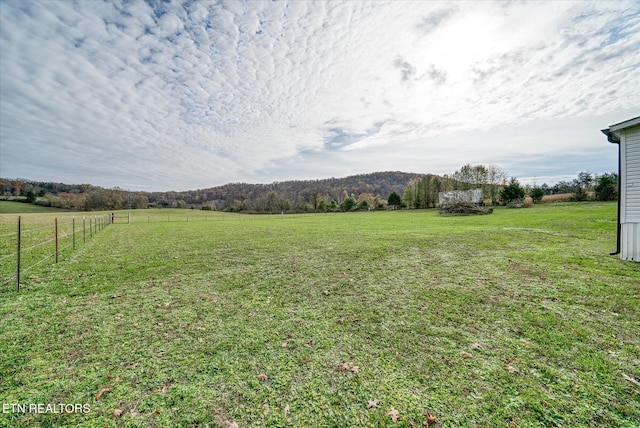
[112, 409, 123, 419]
[154, 410, 161, 415]
[367, 399, 379, 409]
[444, 358, 453, 366]
[460, 351, 472, 359]
[323, 290, 330, 295]
[284, 404, 290, 418]
[623, 373, 640, 386]
[159, 383, 169, 394]
[337, 317, 345, 323]
[227, 422, 239, 428]
[339, 362, 360, 373]
[508, 365, 519, 373]
[281, 342, 288, 348]
[257, 373, 268, 381]
[157, 352, 165, 358]
[388, 407, 399, 423]
[286, 333, 294, 339]
[111, 294, 121, 299]
[471, 343, 483, 350]
[95, 386, 110, 400]
[426, 411, 437, 426]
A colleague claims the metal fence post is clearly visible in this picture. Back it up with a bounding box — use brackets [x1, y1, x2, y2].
[83, 216, 86, 243]
[16, 216, 21, 292]
[73, 216, 76, 250]
[55, 217, 59, 263]
[90, 218, 92, 238]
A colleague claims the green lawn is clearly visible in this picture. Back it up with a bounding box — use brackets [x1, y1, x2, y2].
[0, 201, 63, 214]
[0, 203, 638, 427]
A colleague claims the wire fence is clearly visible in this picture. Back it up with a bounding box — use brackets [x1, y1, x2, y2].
[117, 211, 341, 224]
[0, 214, 110, 291]
[0, 210, 346, 291]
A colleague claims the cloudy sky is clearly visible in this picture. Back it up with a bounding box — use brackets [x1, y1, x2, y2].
[1, 0, 639, 191]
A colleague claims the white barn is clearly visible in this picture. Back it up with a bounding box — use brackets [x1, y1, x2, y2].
[602, 116, 640, 262]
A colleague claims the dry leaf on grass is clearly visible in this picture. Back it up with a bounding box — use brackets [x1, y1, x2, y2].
[426, 411, 437, 426]
[112, 409, 123, 419]
[367, 399, 379, 409]
[323, 290, 330, 295]
[507, 365, 519, 373]
[471, 343, 483, 350]
[227, 422, 239, 428]
[460, 351, 472, 359]
[284, 404, 290, 418]
[388, 407, 399, 422]
[623, 373, 640, 386]
[95, 386, 110, 400]
[257, 373, 268, 381]
[281, 342, 288, 348]
[340, 362, 360, 373]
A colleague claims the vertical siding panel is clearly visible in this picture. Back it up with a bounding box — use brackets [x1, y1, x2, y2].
[621, 125, 640, 261]
[624, 127, 640, 223]
[621, 223, 640, 261]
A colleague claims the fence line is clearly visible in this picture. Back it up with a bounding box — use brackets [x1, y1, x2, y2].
[0, 214, 111, 291]
[113, 211, 336, 224]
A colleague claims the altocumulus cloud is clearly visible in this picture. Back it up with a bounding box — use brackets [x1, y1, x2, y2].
[0, 0, 639, 190]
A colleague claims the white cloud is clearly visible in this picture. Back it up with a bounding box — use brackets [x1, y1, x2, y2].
[1, 0, 638, 190]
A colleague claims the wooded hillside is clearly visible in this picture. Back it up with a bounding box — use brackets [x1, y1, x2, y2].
[0, 171, 423, 212]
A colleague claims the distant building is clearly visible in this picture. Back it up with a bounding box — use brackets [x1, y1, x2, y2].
[601, 116, 640, 262]
[438, 189, 483, 206]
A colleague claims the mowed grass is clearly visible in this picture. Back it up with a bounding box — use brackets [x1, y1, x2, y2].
[0, 201, 63, 214]
[0, 203, 638, 427]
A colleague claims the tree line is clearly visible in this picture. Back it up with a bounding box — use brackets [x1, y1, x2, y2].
[0, 168, 617, 213]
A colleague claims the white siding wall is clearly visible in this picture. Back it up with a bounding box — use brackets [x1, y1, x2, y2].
[621, 223, 640, 262]
[621, 124, 640, 262]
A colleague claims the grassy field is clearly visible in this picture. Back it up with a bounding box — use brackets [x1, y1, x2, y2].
[0, 202, 638, 427]
[0, 201, 63, 214]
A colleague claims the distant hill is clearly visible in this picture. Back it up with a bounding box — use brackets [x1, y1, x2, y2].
[153, 171, 425, 211]
[1, 171, 425, 212]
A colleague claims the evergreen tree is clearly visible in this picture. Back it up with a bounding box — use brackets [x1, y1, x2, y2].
[388, 192, 402, 209]
[594, 173, 617, 201]
[500, 177, 525, 205]
[530, 187, 545, 204]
